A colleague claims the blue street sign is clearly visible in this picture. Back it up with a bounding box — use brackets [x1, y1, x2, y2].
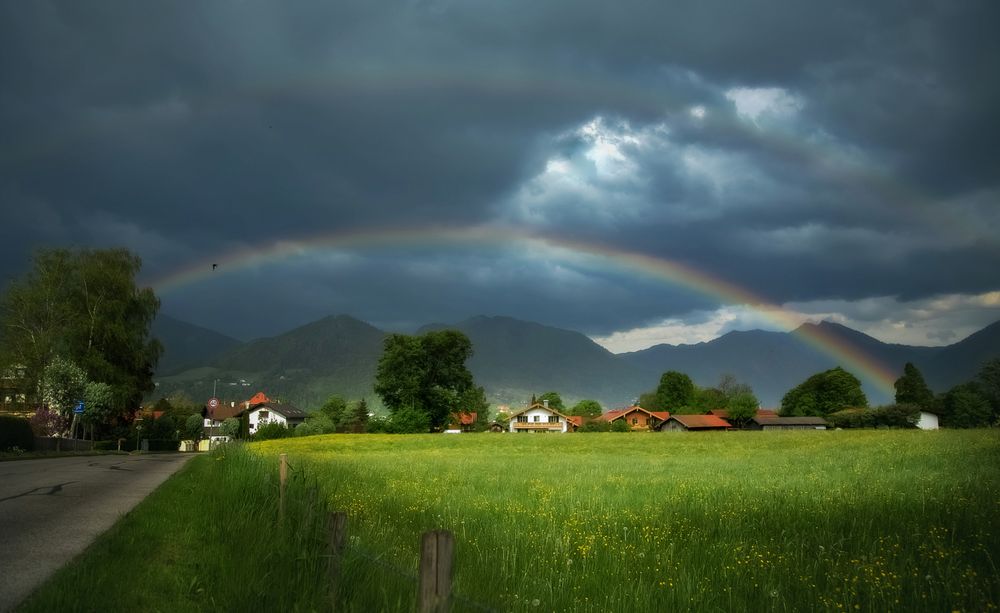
[73, 402, 85, 414]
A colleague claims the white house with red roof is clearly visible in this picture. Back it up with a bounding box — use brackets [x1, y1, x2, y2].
[246, 392, 306, 434]
[202, 392, 306, 436]
[508, 400, 576, 433]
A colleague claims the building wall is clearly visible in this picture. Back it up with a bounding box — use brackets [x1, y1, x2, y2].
[916, 412, 939, 430]
[509, 408, 567, 432]
[249, 408, 287, 434]
[616, 410, 659, 430]
[661, 420, 688, 432]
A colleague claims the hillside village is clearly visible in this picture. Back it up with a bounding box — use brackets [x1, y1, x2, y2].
[170, 389, 944, 450]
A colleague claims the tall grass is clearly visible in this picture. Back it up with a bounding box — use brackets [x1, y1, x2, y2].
[256, 430, 1000, 612]
[17, 445, 332, 612]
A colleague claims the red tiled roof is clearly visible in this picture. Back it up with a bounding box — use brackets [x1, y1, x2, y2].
[668, 414, 731, 429]
[205, 402, 244, 422]
[247, 391, 272, 407]
[566, 416, 583, 427]
[650, 411, 670, 421]
[598, 409, 628, 422]
[451, 412, 477, 425]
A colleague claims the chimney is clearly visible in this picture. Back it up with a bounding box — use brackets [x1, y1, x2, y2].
[230, 401, 235, 408]
[543, 399, 549, 409]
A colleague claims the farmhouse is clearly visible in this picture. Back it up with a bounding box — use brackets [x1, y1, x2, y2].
[748, 416, 828, 430]
[658, 414, 731, 432]
[248, 397, 306, 434]
[603, 406, 669, 430]
[202, 391, 305, 436]
[202, 398, 244, 435]
[446, 412, 478, 433]
[508, 400, 576, 433]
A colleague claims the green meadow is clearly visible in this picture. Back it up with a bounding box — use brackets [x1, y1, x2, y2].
[18, 431, 1000, 612]
[256, 431, 1000, 612]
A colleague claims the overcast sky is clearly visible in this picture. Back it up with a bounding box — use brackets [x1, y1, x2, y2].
[2, 0, 998, 351]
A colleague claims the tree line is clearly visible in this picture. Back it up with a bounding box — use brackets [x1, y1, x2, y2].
[1, 248, 161, 440]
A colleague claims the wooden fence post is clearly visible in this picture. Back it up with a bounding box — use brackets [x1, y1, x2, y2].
[327, 511, 348, 608]
[418, 530, 454, 613]
[279, 453, 288, 521]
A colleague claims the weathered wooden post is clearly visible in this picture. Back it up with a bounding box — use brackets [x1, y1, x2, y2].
[279, 453, 288, 521]
[418, 530, 454, 613]
[327, 511, 348, 608]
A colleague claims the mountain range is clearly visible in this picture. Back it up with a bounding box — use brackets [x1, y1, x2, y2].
[150, 314, 1000, 411]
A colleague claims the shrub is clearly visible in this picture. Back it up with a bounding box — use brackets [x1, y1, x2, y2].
[94, 440, 122, 451]
[578, 419, 611, 433]
[0, 415, 35, 451]
[610, 418, 631, 432]
[29, 406, 68, 437]
[384, 407, 431, 433]
[254, 422, 290, 441]
[220, 417, 241, 439]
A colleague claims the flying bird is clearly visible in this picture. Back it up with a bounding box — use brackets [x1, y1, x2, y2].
[212, 263, 218, 270]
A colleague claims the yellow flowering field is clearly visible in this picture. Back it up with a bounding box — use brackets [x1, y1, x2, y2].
[255, 431, 1000, 612]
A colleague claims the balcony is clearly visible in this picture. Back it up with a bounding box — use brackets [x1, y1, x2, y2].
[512, 421, 564, 430]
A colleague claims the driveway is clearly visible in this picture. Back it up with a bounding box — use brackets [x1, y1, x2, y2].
[0, 453, 195, 612]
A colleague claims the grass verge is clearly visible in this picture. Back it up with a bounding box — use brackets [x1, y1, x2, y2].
[17, 445, 332, 613]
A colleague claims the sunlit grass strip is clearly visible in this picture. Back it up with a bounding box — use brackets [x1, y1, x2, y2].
[256, 431, 1000, 612]
[17, 446, 332, 613]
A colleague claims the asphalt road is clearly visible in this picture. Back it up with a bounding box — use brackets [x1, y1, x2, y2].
[0, 453, 195, 612]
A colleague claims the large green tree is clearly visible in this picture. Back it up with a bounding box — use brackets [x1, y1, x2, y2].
[0, 248, 161, 417]
[976, 358, 1000, 423]
[537, 391, 565, 412]
[780, 366, 868, 417]
[655, 371, 696, 413]
[894, 362, 934, 409]
[726, 391, 760, 425]
[940, 383, 992, 428]
[374, 330, 477, 430]
[570, 399, 603, 418]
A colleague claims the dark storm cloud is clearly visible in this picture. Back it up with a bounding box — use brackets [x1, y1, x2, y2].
[1, 0, 998, 341]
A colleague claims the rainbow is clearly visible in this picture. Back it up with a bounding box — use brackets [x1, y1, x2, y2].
[149, 224, 899, 397]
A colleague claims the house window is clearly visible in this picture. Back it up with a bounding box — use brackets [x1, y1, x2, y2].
[548, 416, 559, 423]
[259, 410, 269, 421]
[632, 418, 638, 425]
[517, 416, 528, 423]
[533, 415, 540, 422]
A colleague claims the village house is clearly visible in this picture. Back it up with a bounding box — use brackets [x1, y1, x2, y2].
[446, 412, 478, 433]
[602, 406, 670, 431]
[247, 393, 306, 434]
[657, 414, 732, 432]
[202, 398, 244, 436]
[508, 400, 577, 433]
[202, 391, 306, 436]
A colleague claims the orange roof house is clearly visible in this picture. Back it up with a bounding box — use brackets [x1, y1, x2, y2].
[447, 411, 479, 432]
[603, 406, 669, 431]
[658, 414, 731, 431]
